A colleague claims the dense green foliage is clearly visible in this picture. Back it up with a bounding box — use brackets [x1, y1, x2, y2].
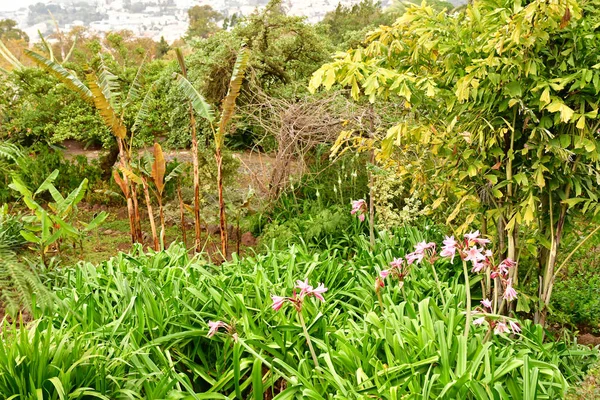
[1, 0, 600, 397]
[0, 233, 595, 398]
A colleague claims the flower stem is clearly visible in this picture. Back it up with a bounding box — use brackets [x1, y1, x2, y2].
[376, 290, 384, 313]
[463, 260, 471, 338]
[298, 311, 319, 368]
[430, 263, 446, 307]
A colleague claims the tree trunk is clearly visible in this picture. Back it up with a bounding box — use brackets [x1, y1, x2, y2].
[216, 147, 228, 257]
[99, 141, 120, 179]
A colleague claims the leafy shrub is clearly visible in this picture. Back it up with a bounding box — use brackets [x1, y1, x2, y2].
[0, 144, 104, 203]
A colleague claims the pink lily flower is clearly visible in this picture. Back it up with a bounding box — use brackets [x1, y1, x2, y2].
[481, 299, 492, 309]
[494, 321, 509, 335]
[311, 283, 328, 302]
[464, 246, 485, 264]
[471, 261, 485, 273]
[508, 320, 521, 334]
[295, 279, 313, 296]
[465, 230, 491, 246]
[380, 269, 390, 279]
[503, 278, 518, 302]
[358, 214, 365, 222]
[207, 320, 228, 337]
[473, 317, 486, 326]
[440, 235, 457, 262]
[405, 251, 423, 265]
[390, 258, 403, 269]
[271, 295, 287, 311]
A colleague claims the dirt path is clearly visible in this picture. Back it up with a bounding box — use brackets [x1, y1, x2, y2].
[61, 140, 294, 199]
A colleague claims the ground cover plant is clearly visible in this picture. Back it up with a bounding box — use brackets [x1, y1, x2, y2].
[1, 228, 596, 399]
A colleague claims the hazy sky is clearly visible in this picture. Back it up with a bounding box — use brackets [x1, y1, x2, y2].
[0, 0, 40, 12]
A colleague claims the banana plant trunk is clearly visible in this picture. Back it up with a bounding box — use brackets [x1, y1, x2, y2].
[216, 147, 228, 257]
[130, 182, 143, 242]
[177, 183, 187, 246]
[190, 106, 202, 253]
[117, 138, 138, 244]
[141, 177, 160, 251]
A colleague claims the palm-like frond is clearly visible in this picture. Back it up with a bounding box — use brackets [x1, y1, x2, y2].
[24, 49, 93, 103]
[132, 82, 155, 134]
[37, 30, 54, 62]
[151, 143, 166, 195]
[173, 73, 216, 122]
[97, 55, 121, 110]
[0, 40, 23, 70]
[86, 70, 127, 139]
[216, 47, 250, 146]
[124, 53, 147, 107]
[63, 33, 78, 64]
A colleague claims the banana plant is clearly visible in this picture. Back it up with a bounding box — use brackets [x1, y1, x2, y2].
[174, 46, 250, 257]
[120, 145, 184, 251]
[9, 170, 107, 265]
[24, 49, 151, 245]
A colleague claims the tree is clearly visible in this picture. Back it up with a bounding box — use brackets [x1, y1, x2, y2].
[0, 19, 28, 43]
[157, 36, 170, 58]
[311, 0, 600, 326]
[186, 5, 222, 39]
[320, 1, 396, 46]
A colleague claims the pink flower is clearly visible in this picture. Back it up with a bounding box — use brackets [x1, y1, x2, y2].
[494, 321, 509, 335]
[481, 299, 492, 310]
[464, 246, 485, 264]
[415, 241, 436, 253]
[471, 261, 486, 273]
[271, 295, 287, 311]
[380, 269, 391, 279]
[351, 199, 367, 222]
[498, 258, 517, 276]
[295, 279, 313, 296]
[465, 230, 491, 246]
[503, 279, 518, 302]
[390, 258, 403, 269]
[351, 199, 366, 214]
[405, 251, 423, 265]
[473, 317, 486, 326]
[508, 320, 521, 334]
[310, 283, 328, 302]
[440, 235, 457, 262]
[207, 320, 228, 337]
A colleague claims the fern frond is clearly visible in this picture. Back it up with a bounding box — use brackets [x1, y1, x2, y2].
[0, 142, 23, 162]
[0, 247, 54, 316]
[86, 70, 127, 139]
[216, 46, 250, 146]
[24, 49, 93, 103]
